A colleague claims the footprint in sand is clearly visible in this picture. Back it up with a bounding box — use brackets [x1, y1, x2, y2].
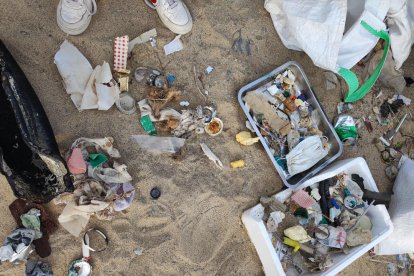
[176, 194, 236, 265]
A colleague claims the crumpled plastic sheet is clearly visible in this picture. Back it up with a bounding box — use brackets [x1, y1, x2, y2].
[89, 162, 132, 184]
[57, 179, 135, 237]
[286, 135, 329, 176]
[69, 137, 121, 160]
[68, 258, 91, 276]
[0, 229, 35, 263]
[54, 40, 120, 111]
[58, 138, 134, 236]
[131, 135, 185, 154]
[21, 209, 42, 240]
[25, 259, 53, 276]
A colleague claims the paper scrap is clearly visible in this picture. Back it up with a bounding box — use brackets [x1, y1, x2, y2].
[391, 94, 411, 105]
[114, 36, 129, 72]
[128, 29, 157, 53]
[164, 35, 183, 56]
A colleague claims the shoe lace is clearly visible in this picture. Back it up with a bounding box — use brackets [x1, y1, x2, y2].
[63, 0, 97, 15]
[164, 0, 178, 10]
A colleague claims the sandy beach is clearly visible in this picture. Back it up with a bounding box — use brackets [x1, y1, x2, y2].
[0, 0, 413, 275]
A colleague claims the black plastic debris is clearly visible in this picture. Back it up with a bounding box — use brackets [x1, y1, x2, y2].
[405, 76, 414, 87]
[351, 174, 391, 207]
[0, 41, 73, 203]
[150, 187, 161, 199]
[379, 99, 404, 118]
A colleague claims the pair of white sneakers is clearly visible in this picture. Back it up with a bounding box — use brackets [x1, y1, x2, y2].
[56, 0, 193, 36]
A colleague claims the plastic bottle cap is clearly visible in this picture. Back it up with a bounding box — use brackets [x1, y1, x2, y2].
[150, 187, 161, 199]
[344, 195, 357, 209]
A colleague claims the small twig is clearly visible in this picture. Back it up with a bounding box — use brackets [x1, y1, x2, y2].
[148, 98, 169, 101]
[369, 258, 406, 269]
[193, 65, 207, 100]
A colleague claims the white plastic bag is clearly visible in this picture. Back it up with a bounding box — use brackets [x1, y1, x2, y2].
[54, 41, 120, 111]
[375, 156, 414, 255]
[264, 0, 403, 102]
[387, 0, 414, 69]
[286, 136, 328, 176]
[264, 0, 389, 72]
[54, 40, 93, 108]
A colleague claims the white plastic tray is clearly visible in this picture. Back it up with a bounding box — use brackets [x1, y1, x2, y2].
[242, 157, 394, 276]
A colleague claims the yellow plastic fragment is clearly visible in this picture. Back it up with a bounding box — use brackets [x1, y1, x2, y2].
[236, 131, 260, 146]
[283, 237, 300, 253]
[230, 160, 245, 168]
[294, 99, 305, 107]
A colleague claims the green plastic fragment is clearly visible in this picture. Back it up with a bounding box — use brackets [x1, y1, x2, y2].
[340, 20, 390, 103]
[344, 187, 350, 197]
[89, 153, 108, 168]
[21, 209, 42, 239]
[294, 207, 308, 218]
[21, 214, 40, 231]
[335, 125, 358, 141]
[140, 115, 157, 135]
[319, 217, 329, 225]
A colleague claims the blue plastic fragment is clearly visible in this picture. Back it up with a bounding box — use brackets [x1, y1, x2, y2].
[167, 75, 176, 86]
[274, 155, 288, 171]
[331, 198, 340, 209]
[297, 94, 307, 102]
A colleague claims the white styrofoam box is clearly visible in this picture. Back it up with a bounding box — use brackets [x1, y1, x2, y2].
[242, 157, 394, 276]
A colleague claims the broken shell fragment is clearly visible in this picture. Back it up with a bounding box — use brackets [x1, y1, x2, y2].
[385, 165, 398, 180]
[346, 227, 372, 246]
[236, 131, 260, 146]
[374, 140, 386, 152]
[389, 148, 398, 159]
[381, 150, 390, 162]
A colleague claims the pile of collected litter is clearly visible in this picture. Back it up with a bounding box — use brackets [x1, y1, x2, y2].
[241, 68, 331, 177]
[136, 86, 221, 139]
[260, 173, 375, 274]
[56, 137, 135, 237]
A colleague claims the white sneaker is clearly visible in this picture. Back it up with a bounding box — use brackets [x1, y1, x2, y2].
[146, 0, 193, 35]
[57, 0, 97, 35]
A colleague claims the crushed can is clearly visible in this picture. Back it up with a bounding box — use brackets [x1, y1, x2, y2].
[334, 115, 358, 144]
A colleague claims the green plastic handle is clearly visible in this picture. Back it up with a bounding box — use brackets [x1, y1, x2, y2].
[339, 20, 390, 103]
